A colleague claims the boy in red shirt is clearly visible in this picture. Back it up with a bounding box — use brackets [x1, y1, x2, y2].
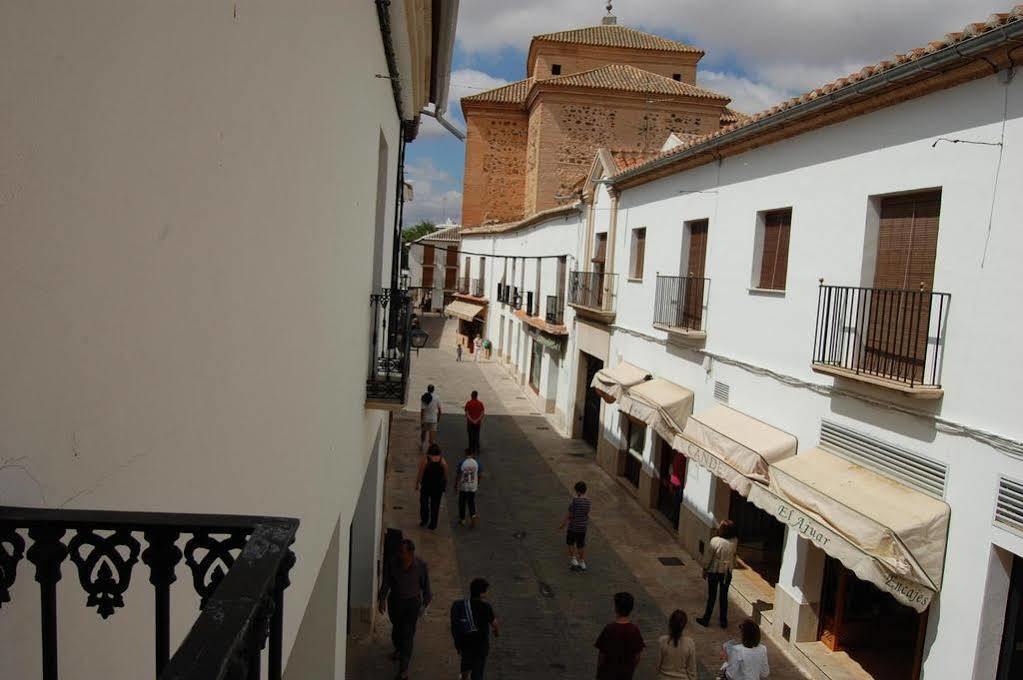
[464, 390, 485, 455]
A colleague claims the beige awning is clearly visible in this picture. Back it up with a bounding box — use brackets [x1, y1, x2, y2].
[618, 378, 694, 442]
[746, 448, 949, 612]
[590, 361, 650, 403]
[672, 405, 796, 496]
[444, 300, 484, 322]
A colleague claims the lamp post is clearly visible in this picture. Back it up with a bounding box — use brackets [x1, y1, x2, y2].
[410, 326, 429, 354]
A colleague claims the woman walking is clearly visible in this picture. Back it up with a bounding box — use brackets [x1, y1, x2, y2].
[721, 619, 770, 679]
[696, 519, 739, 628]
[655, 610, 697, 680]
[416, 444, 448, 530]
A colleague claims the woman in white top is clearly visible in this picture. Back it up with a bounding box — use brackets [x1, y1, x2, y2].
[721, 618, 769, 679]
[696, 519, 739, 628]
[655, 610, 697, 680]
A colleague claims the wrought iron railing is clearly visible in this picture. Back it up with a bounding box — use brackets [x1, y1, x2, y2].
[496, 283, 508, 304]
[470, 278, 484, 297]
[812, 283, 951, 388]
[545, 295, 565, 325]
[569, 271, 616, 312]
[512, 287, 522, 310]
[0, 506, 297, 680]
[524, 291, 535, 316]
[367, 288, 413, 404]
[654, 275, 708, 332]
[457, 278, 470, 295]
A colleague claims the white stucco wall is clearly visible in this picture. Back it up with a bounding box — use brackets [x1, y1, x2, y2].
[0, 2, 412, 677]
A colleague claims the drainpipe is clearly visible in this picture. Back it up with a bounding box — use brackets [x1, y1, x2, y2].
[374, 0, 405, 122]
[420, 108, 466, 141]
[605, 191, 620, 309]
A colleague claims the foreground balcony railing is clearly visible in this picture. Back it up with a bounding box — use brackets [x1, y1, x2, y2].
[512, 287, 522, 310]
[496, 283, 509, 304]
[812, 282, 950, 394]
[545, 295, 565, 325]
[470, 278, 484, 298]
[653, 275, 708, 337]
[0, 506, 297, 680]
[456, 278, 469, 295]
[568, 271, 616, 319]
[367, 288, 413, 408]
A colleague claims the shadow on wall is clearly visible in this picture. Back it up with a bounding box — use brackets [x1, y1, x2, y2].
[828, 392, 939, 444]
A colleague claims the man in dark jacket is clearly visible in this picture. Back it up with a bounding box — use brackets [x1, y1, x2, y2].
[378, 539, 432, 680]
[450, 578, 499, 680]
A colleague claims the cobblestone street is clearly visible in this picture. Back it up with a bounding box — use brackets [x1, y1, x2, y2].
[347, 316, 808, 680]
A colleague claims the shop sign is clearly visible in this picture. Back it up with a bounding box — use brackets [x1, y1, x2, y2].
[677, 439, 751, 496]
[526, 326, 564, 353]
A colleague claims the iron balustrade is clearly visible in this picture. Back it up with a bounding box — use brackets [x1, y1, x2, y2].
[367, 288, 413, 404]
[512, 287, 522, 310]
[456, 278, 469, 295]
[653, 275, 709, 332]
[470, 278, 484, 298]
[545, 295, 565, 325]
[525, 291, 535, 316]
[0, 506, 297, 680]
[812, 283, 951, 388]
[569, 271, 616, 312]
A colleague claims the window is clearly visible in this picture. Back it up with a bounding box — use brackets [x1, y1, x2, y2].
[551, 64, 562, 75]
[622, 418, 645, 488]
[754, 208, 792, 290]
[629, 228, 646, 280]
[672, 73, 682, 81]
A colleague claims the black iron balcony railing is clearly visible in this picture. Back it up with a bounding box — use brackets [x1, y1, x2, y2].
[456, 278, 470, 295]
[524, 291, 535, 316]
[545, 295, 565, 325]
[470, 278, 484, 298]
[367, 288, 413, 405]
[812, 283, 951, 388]
[654, 275, 709, 333]
[497, 283, 508, 304]
[569, 271, 616, 312]
[0, 506, 297, 680]
[512, 287, 522, 310]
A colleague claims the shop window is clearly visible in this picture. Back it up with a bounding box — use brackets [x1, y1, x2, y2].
[751, 208, 792, 291]
[629, 227, 646, 280]
[622, 418, 645, 488]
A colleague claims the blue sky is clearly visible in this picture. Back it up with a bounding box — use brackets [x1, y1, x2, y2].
[404, 0, 1008, 226]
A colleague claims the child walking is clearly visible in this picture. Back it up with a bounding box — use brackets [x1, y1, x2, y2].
[455, 448, 482, 528]
[559, 481, 591, 571]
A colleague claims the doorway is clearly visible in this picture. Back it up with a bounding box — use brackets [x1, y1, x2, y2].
[528, 340, 542, 393]
[998, 555, 1023, 680]
[682, 219, 708, 329]
[656, 438, 685, 530]
[581, 353, 603, 447]
[819, 556, 926, 680]
[728, 490, 785, 587]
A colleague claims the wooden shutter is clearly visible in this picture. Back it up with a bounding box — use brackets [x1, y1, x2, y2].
[592, 233, 608, 264]
[687, 220, 708, 277]
[422, 245, 434, 288]
[683, 220, 709, 328]
[874, 191, 940, 291]
[633, 228, 646, 279]
[758, 209, 791, 290]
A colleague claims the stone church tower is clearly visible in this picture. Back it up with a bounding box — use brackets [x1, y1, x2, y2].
[460, 13, 740, 228]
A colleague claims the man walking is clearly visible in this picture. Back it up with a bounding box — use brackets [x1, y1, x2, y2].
[454, 448, 482, 527]
[378, 539, 432, 680]
[594, 592, 645, 680]
[450, 577, 500, 680]
[473, 334, 482, 361]
[464, 390, 485, 455]
[420, 384, 441, 446]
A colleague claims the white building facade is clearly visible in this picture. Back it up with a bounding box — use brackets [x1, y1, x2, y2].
[406, 222, 462, 313]
[0, 2, 457, 679]
[459, 9, 1023, 680]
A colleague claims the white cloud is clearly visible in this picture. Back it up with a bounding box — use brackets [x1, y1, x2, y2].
[698, 71, 791, 114]
[419, 68, 510, 138]
[404, 158, 463, 224]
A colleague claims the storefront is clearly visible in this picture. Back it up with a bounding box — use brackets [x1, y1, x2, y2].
[444, 300, 486, 347]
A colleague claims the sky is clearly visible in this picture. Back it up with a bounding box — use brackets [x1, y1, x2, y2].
[403, 0, 1010, 226]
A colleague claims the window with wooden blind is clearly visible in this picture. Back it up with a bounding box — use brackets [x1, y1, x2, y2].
[757, 209, 792, 290]
[592, 233, 608, 265]
[630, 228, 646, 280]
[422, 245, 435, 288]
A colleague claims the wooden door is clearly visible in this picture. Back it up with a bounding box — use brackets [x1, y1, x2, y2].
[582, 355, 603, 447]
[422, 245, 435, 288]
[682, 220, 708, 328]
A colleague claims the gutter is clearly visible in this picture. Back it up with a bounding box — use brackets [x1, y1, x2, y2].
[420, 107, 466, 141]
[375, 0, 405, 122]
[611, 16, 1023, 187]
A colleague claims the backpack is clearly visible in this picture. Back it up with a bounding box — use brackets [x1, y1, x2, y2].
[451, 599, 478, 641]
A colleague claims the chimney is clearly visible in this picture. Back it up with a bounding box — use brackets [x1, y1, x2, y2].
[601, 14, 617, 25]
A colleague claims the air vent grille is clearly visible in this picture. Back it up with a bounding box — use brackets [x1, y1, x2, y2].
[713, 381, 730, 404]
[819, 419, 946, 498]
[996, 476, 1023, 537]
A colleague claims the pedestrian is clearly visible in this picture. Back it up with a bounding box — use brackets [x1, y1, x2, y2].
[377, 539, 432, 680]
[594, 591, 645, 680]
[696, 519, 739, 628]
[464, 390, 485, 454]
[420, 384, 441, 446]
[416, 444, 448, 530]
[454, 448, 482, 527]
[483, 338, 492, 359]
[656, 610, 697, 680]
[456, 342, 463, 362]
[473, 334, 482, 361]
[558, 481, 591, 571]
[720, 619, 770, 679]
[450, 577, 500, 680]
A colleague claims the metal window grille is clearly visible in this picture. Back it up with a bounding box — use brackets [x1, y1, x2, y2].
[713, 381, 730, 404]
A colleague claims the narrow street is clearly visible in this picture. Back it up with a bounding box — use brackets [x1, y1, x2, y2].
[348, 316, 808, 680]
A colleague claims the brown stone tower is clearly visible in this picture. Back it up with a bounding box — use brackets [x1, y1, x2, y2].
[460, 16, 738, 227]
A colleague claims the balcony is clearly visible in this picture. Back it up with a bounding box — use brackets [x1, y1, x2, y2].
[545, 295, 565, 326]
[0, 505, 297, 680]
[366, 288, 414, 409]
[568, 271, 616, 324]
[653, 275, 708, 341]
[811, 283, 950, 398]
[496, 283, 509, 304]
[512, 287, 522, 310]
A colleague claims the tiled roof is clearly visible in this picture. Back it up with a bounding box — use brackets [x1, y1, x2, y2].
[539, 64, 729, 100]
[414, 224, 461, 243]
[461, 203, 581, 235]
[719, 108, 749, 125]
[533, 24, 702, 54]
[610, 150, 661, 172]
[461, 78, 532, 105]
[614, 5, 1023, 183]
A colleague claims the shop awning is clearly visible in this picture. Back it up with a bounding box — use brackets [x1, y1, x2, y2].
[672, 405, 797, 496]
[618, 378, 694, 442]
[590, 361, 650, 403]
[746, 448, 949, 612]
[444, 300, 484, 322]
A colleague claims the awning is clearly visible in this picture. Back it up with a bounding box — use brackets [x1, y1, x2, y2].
[590, 361, 650, 403]
[618, 378, 693, 442]
[672, 405, 796, 496]
[444, 300, 484, 322]
[746, 448, 949, 612]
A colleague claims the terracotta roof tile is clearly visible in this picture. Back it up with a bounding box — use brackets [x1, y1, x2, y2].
[533, 24, 702, 54]
[610, 150, 661, 172]
[614, 4, 1023, 182]
[720, 107, 749, 125]
[539, 64, 729, 100]
[461, 78, 532, 105]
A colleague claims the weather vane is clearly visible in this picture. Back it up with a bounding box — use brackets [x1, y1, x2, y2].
[606, 1, 613, 14]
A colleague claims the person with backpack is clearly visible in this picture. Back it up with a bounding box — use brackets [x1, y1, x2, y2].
[450, 577, 499, 680]
[416, 444, 448, 530]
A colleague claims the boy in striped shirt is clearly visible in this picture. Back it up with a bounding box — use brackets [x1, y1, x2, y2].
[559, 481, 591, 571]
